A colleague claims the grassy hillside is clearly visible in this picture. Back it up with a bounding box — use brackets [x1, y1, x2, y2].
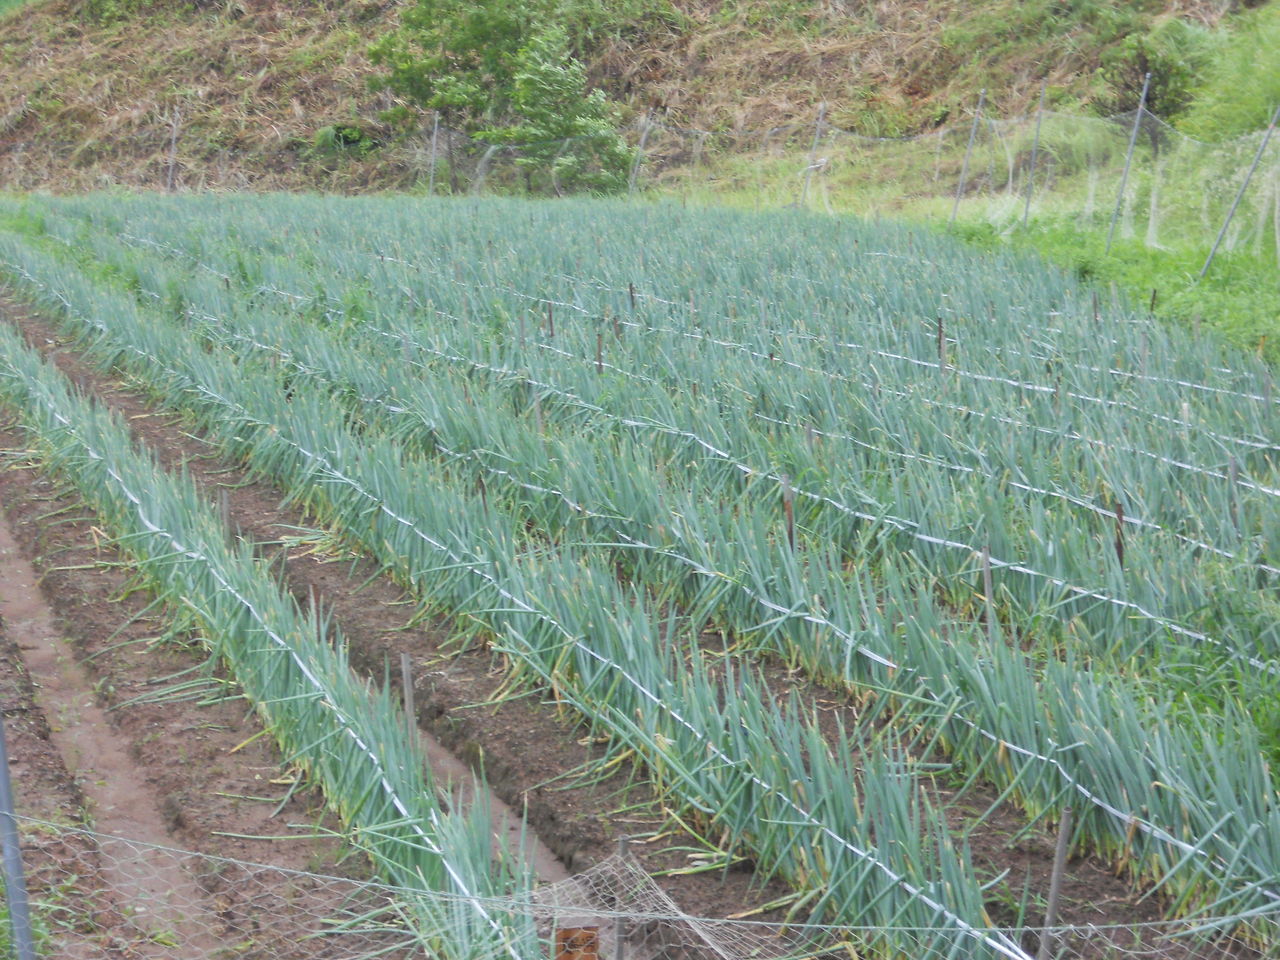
[1, 1, 1275, 361]
[0, 0, 1253, 192]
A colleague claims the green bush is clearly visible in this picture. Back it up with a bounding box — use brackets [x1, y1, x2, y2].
[1095, 17, 1218, 119]
[369, 0, 652, 194]
[1179, 3, 1280, 139]
[477, 29, 634, 193]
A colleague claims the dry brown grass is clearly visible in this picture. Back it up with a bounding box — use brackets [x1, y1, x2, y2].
[0, 0, 1234, 193]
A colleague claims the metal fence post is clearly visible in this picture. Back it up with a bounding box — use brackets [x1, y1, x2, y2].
[798, 102, 827, 208]
[1106, 73, 1151, 253]
[1200, 102, 1280, 279]
[628, 112, 653, 196]
[0, 716, 36, 960]
[1022, 81, 1048, 227]
[950, 89, 986, 226]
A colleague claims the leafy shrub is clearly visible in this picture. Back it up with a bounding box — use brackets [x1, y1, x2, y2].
[476, 29, 634, 193]
[1179, 3, 1280, 139]
[369, 0, 650, 194]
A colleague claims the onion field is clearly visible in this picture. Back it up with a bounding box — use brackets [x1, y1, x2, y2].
[0, 193, 1278, 958]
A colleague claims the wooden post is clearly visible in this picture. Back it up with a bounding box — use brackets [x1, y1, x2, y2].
[218, 488, 233, 546]
[1036, 807, 1074, 960]
[781, 476, 795, 551]
[401, 651, 416, 742]
[799, 102, 827, 208]
[615, 836, 629, 960]
[428, 111, 441, 196]
[166, 106, 181, 193]
[628, 111, 653, 196]
[1113, 501, 1125, 569]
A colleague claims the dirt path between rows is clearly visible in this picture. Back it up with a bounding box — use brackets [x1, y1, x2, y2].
[0, 424, 425, 957]
[0, 505, 221, 955]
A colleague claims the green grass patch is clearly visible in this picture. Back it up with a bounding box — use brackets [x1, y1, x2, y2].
[950, 217, 1280, 365]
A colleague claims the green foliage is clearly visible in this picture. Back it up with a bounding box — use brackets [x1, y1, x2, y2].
[1180, 3, 1280, 139]
[370, 0, 648, 193]
[1096, 17, 1218, 118]
[477, 29, 634, 193]
[968, 217, 1280, 365]
[79, 0, 157, 25]
[309, 123, 379, 160]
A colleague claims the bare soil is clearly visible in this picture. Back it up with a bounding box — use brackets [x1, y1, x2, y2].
[0, 433, 424, 957]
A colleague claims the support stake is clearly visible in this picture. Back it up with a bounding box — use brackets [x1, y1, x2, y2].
[401, 652, 416, 742]
[0, 716, 36, 960]
[1037, 807, 1074, 960]
[1200, 102, 1280, 279]
[428, 111, 441, 196]
[1022, 81, 1048, 228]
[218, 487, 233, 546]
[981, 545, 996, 644]
[950, 89, 986, 226]
[1106, 74, 1151, 254]
[799, 102, 827, 208]
[781, 476, 795, 551]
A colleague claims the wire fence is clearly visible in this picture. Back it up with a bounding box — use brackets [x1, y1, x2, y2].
[1, 814, 1278, 960]
[633, 104, 1280, 263]
[1, 99, 1276, 270]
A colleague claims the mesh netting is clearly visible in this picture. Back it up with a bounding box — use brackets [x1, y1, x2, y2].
[2, 815, 1277, 960]
[1, 104, 1275, 263]
[638, 106, 1279, 262]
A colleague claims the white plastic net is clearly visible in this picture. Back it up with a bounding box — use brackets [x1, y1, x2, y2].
[636, 106, 1280, 262]
[2, 816, 1278, 960]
